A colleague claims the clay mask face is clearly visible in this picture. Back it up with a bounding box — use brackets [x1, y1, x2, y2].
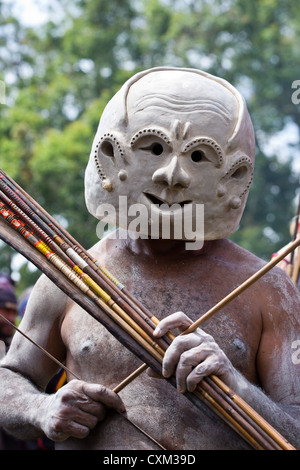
[85, 67, 255, 241]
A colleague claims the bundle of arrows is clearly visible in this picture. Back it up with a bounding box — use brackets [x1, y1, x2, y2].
[0, 168, 298, 450]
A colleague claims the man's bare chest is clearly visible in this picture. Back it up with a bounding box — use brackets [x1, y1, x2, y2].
[61, 259, 261, 386]
[59, 266, 261, 450]
[59, 247, 263, 450]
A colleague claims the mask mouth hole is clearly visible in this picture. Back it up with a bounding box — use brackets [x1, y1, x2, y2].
[144, 192, 192, 207]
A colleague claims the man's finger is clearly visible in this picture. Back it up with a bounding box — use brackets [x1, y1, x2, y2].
[153, 311, 192, 337]
[162, 334, 201, 378]
[82, 383, 125, 413]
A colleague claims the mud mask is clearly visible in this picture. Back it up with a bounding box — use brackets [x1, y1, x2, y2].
[85, 67, 255, 241]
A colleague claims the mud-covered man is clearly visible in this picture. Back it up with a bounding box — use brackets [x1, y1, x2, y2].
[0, 68, 299, 450]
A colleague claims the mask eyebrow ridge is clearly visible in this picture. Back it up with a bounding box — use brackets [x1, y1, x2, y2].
[130, 128, 172, 147]
[182, 137, 224, 168]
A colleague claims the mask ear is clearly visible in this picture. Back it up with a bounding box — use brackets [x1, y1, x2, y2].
[94, 133, 126, 191]
[218, 155, 254, 209]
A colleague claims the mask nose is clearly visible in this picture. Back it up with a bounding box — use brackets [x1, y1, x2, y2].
[152, 156, 190, 188]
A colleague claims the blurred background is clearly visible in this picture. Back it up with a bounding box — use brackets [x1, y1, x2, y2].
[0, 0, 299, 294]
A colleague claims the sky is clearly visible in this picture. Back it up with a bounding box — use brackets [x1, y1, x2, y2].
[3, 0, 62, 26]
[263, 123, 300, 174]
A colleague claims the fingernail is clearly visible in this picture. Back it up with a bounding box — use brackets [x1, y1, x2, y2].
[153, 326, 162, 336]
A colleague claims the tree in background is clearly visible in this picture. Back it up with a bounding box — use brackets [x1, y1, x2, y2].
[0, 0, 299, 291]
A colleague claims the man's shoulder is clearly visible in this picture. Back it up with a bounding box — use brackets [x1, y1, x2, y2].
[218, 238, 265, 270]
[27, 273, 72, 319]
[221, 239, 295, 289]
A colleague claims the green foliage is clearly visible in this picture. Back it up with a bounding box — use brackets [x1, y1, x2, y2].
[0, 0, 299, 291]
[230, 151, 299, 259]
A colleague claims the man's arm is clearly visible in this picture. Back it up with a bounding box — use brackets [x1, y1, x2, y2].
[0, 274, 124, 442]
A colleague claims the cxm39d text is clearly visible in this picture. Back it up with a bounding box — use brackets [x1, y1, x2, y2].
[146, 454, 196, 465]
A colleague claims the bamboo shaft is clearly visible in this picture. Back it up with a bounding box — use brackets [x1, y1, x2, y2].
[0, 216, 163, 377]
[113, 364, 148, 394]
[0, 171, 171, 351]
[290, 193, 300, 275]
[0, 197, 168, 358]
[0, 208, 164, 367]
[211, 375, 295, 450]
[292, 248, 300, 284]
[0, 311, 81, 380]
[205, 378, 282, 450]
[193, 385, 264, 449]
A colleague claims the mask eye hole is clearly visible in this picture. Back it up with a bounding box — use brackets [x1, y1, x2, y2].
[152, 143, 164, 155]
[191, 150, 205, 163]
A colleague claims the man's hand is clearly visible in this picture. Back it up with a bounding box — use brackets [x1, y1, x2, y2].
[153, 312, 237, 393]
[40, 379, 125, 441]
